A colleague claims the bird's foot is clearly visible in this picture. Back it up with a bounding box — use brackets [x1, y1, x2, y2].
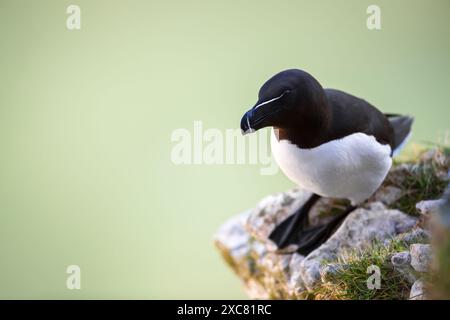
[269, 201, 356, 256]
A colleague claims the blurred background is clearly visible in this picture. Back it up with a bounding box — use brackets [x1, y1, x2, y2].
[0, 0, 449, 299]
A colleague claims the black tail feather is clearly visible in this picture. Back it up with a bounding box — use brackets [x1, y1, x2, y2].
[385, 114, 414, 154]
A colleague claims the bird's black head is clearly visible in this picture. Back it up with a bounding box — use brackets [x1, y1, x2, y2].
[240, 69, 326, 135]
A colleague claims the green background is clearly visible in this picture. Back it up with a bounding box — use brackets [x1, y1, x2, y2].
[0, 0, 449, 299]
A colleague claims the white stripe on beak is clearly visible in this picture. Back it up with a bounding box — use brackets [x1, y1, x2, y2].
[254, 92, 286, 110]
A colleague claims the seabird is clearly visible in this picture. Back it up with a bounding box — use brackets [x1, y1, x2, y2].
[240, 69, 413, 255]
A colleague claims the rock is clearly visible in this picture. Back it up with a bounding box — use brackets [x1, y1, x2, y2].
[410, 244, 432, 272]
[390, 251, 417, 284]
[257, 252, 292, 298]
[214, 211, 252, 267]
[416, 199, 445, 215]
[244, 189, 358, 253]
[395, 227, 430, 244]
[410, 279, 427, 300]
[244, 189, 310, 253]
[382, 163, 413, 187]
[214, 211, 268, 299]
[214, 210, 306, 299]
[370, 186, 403, 205]
[286, 254, 306, 297]
[216, 191, 419, 297]
[299, 203, 417, 290]
[391, 251, 411, 267]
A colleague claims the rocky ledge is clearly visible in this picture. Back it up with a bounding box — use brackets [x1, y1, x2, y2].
[215, 148, 449, 299]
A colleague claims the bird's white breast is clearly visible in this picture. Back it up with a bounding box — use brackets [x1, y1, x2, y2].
[270, 129, 392, 205]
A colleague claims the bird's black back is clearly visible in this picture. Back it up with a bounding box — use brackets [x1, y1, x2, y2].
[324, 89, 395, 150]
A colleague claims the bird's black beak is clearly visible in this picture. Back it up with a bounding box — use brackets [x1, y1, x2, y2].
[240, 109, 256, 135]
[240, 100, 282, 135]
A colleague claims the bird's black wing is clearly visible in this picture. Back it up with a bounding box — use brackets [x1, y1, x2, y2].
[324, 89, 395, 150]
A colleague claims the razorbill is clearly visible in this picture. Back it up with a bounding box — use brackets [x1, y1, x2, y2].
[240, 69, 413, 255]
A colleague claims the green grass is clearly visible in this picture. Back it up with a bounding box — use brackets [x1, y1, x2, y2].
[311, 239, 414, 300]
[386, 147, 449, 216]
[390, 165, 448, 215]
